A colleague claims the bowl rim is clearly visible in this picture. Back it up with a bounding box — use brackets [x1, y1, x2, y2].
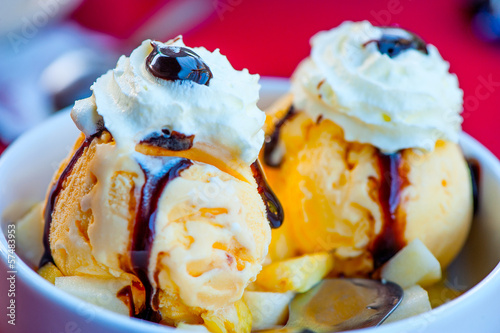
[1, 77, 500, 332]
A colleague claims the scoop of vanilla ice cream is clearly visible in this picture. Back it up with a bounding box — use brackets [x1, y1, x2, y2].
[265, 102, 472, 274]
[292, 21, 463, 153]
[152, 162, 269, 318]
[400, 143, 472, 268]
[43, 37, 272, 326]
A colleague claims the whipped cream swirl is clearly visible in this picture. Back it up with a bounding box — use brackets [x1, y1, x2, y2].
[292, 21, 464, 153]
[72, 37, 265, 163]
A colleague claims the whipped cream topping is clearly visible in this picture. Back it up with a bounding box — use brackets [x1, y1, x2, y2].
[72, 37, 265, 164]
[292, 21, 464, 153]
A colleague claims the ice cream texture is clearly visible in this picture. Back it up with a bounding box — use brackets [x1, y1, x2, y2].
[263, 21, 473, 276]
[38, 37, 279, 329]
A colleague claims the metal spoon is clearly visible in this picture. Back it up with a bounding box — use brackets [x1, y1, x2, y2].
[263, 279, 403, 333]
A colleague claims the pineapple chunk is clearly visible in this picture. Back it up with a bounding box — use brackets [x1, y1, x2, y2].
[177, 323, 211, 332]
[15, 202, 44, 267]
[381, 239, 441, 289]
[243, 291, 294, 330]
[55, 276, 131, 316]
[255, 252, 334, 293]
[38, 262, 63, 284]
[158, 291, 203, 326]
[202, 299, 252, 333]
[383, 285, 432, 323]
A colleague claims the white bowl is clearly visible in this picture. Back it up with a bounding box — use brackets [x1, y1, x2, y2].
[1, 78, 500, 332]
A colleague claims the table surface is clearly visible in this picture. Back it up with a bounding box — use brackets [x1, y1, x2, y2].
[9, 0, 495, 158]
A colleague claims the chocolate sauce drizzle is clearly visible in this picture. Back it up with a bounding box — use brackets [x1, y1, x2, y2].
[263, 105, 296, 167]
[130, 155, 192, 321]
[251, 160, 284, 228]
[467, 158, 480, 215]
[370, 152, 407, 269]
[140, 129, 194, 151]
[39, 133, 100, 268]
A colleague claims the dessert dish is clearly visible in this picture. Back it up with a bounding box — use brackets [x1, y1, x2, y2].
[262, 21, 473, 288]
[18, 37, 283, 331]
[6, 21, 478, 332]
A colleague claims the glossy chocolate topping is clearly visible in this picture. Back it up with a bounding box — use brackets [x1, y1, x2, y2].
[370, 152, 408, 269]
[140, 129, 194, 151]
[251, 160, 284, 229]
[364, 27, 428, 58]
[263, 105, 297, 167]
[146, 42, 212, 85]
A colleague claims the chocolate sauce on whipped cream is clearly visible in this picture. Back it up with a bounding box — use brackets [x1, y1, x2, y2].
[146, 42, 212, 85]
[140, 129, 194, 151]
[251, 160, 284, 229]
[371, 152, 408, 269]
[131, 155, 192, 321]
[363, 27, 428, 58]
[263, 105, 297, 167]
[39, 133, 100, 268]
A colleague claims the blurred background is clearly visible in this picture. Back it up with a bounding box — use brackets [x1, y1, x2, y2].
[0, 0, 499, 157]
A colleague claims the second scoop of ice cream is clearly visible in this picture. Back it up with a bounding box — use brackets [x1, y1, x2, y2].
[264, 21, 473, 275]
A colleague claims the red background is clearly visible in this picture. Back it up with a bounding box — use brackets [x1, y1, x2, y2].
[3, 0, 497, 157]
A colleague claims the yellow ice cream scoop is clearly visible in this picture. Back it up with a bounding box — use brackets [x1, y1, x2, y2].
[263, 98, 472, 275]
[262, 21, 473, 276]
